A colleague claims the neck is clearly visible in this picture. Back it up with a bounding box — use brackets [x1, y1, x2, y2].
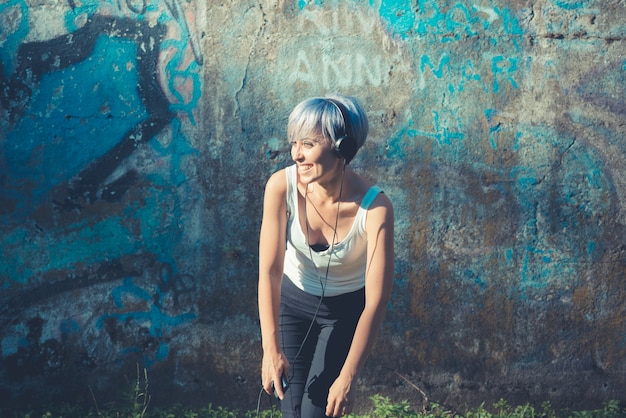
[308, 166, 347, 203]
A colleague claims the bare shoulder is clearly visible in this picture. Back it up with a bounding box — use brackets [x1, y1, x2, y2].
[349, 171, 393, 218]
[365, 187, 394, 227]
[371, 191, 393, 215]
[264, 168, 288, 196]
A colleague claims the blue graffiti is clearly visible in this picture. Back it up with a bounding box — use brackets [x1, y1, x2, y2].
[1, 216, 140, 285]
[553, 0, 590, 10]
[149, 118, 199, 186]
[98, 273, 196, 366]
[441, 3, 479, 41]
[378, 0, 414, 38]
[511, 127, 614, 292]
[493, 6, 524, 50]
[62, 0, 203, 121]
[59, 318, 81, 336]
[162, 35, 203, 123]
[418, 54, 520, 95]
[298, 0, 324, 10]
[0, 0, 29, 76]
[0, 4, 202, 224]
[483, 109, 524, 150]
[414, 0, 446, 37]
[492, 56, 519, 93]
[405, 112, 465, 147]
[3, 36, 147, 215]
[375, 0, 523, 43]
[420, 54, 451, 79]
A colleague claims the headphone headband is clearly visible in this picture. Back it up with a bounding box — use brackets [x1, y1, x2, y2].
[326, 98, 359, 164]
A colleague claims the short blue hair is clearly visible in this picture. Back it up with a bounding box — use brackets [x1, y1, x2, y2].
[287, 94, 369, 153]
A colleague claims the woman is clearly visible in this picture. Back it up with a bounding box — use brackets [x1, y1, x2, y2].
[258, 94, 394, 418]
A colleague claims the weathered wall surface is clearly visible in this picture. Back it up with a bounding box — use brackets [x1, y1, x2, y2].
[1, 0, 625, 413]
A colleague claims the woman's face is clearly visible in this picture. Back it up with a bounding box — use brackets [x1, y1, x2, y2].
[290, 132, 342, 185]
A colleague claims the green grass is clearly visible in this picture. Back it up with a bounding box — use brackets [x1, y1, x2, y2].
[2, 367, 623, 417]
[3, 396, 623, 418]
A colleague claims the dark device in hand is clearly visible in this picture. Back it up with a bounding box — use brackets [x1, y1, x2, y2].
[273, 374, 289, 398]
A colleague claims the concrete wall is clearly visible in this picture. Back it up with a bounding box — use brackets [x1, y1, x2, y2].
[1, 0, 625, 412]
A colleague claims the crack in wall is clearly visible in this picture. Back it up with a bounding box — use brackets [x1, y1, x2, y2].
[234, 2, 269, 117]
[536, 33, 626, 42]
[536, 136, 577, 186]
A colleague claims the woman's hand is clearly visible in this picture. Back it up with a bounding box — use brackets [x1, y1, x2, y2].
[262, 349, 290, 400]
[326, 373, 355, 417]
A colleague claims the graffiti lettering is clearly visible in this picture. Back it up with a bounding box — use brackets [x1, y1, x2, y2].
[297, 3, 377, 34]
[406, 111, 465, 147]
[415, 1, 478, 40]
[290, 49, 384, 89]
[418, 53, 518, 94]
[379, 0, 523, 43]
[492, 56, 519, 93]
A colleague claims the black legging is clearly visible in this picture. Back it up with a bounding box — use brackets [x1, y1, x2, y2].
[279, 277, 365, 418]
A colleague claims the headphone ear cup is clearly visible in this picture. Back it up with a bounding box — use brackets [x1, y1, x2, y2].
[334, 134, 358, 164]
[334, 136, 346, 159]
[327, 98, 359, 164]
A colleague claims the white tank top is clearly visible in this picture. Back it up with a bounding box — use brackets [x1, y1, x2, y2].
[283, 164, 382, 297]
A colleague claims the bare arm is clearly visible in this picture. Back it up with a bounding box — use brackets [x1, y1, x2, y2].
[258, 169, 289, 399]
[326, 192, 395, 417]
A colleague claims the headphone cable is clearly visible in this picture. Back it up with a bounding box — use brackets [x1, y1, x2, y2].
[258, 164, 346, 417]
[294, 163, 345, 376]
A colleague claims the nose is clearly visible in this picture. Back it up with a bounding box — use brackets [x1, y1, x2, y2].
[291, 141, 303, 161]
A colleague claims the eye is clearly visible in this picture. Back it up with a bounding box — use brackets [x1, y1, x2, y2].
[290, 139, 316, 148]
